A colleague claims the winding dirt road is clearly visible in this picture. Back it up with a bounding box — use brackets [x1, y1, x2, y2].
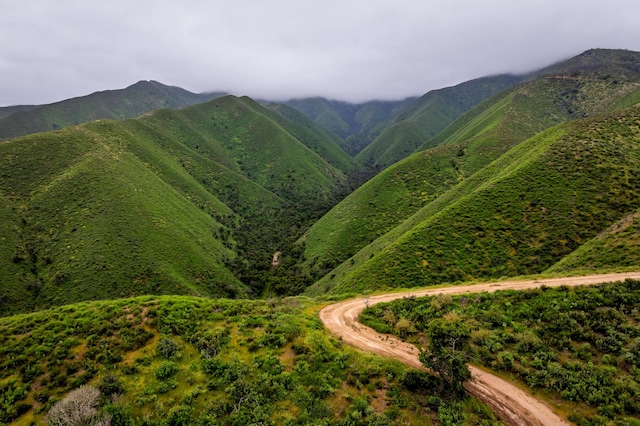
[320, 272, 640, 426]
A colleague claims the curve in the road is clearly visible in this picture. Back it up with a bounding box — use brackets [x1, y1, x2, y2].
[319, 272, 640, 426]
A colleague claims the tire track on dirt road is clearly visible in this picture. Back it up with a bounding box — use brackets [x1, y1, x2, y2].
[320, 272, 640, 425]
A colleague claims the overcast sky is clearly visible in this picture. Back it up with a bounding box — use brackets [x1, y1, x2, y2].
[1, 0, 639, 106]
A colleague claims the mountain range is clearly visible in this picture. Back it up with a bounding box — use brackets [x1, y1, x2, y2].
[0, 48, 639, 313]
[3, 47, 640, 425]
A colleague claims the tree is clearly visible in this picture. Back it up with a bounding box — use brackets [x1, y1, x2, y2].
[419, 314, 472, 396]
[46, 386, 110, 426]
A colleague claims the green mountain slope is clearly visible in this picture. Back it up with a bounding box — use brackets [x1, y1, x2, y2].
[302, 49, 640, 276]
[0, 80, 226, 140]
[0, 104, 37, 120]
[354, 74, 523, 168]
[0, 96, 350, 316]
[150, 96, 348, 200]
[308, 105, 640, 295]
[266, 103, 360, 174]
[283, 97, 415, 155]
[546, 210, 640, 273]
[0, 124, 245, 315]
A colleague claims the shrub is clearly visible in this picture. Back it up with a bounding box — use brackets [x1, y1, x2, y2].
[155, 361, 178, 380]
[45, 386, 110, 426]
[99, 374, 125, 398]
[157, 337, 180, 359]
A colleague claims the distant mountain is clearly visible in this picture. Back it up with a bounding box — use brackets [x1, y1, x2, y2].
[0, 104, 37, 120]
[303, 49, 640, 293]
[267, 103, 360, 173]
[354, 74, 524, 168]
[0, 95, 351, 316]
[0, 80, 226, 140]
[282, 97, 416, 155]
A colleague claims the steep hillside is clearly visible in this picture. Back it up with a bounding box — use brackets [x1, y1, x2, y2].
[354, 74, 523, 168]
[0, 104, 37, 120]
[0, 80, 225, 140]
[301, 144, 465, 276]
[308, 105, 640, 295]
[546, 210, 640, 273]
[0, 96, 350, 315]
[266, 103, 360, 174]
[302, 49, 640, 275]
[0, 124, 245, 315]
[144, 96, 349, 201]
[535, 48, 640, 81]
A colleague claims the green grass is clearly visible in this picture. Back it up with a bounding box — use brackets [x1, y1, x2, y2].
[355, 74, 521, 168]
[301, 143, 465, 275]
[0, 95, 353, 315]
[308, 105, 640, 295]
[268, 103, 360, 174]
[305, 51, 640, 296]
[0, 295, 504, 425]
[361, 278, 640, 424]
[547, 210, 640, 273]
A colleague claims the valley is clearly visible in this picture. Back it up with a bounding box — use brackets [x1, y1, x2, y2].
[2, 48, 640, 424]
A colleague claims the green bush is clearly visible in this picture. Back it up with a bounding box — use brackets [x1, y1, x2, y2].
[155, 361, 178, 381]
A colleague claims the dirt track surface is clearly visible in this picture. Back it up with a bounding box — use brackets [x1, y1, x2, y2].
[320, 272, 640, 426]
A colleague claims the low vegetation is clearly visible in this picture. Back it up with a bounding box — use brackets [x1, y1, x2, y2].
[0, 295, 503, 425]
[361, 279, 640, 425]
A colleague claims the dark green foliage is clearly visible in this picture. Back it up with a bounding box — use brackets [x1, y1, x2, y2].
[99, 374, 125, 398]
[419, 316, 472, 396]
[104, 402, 135, 426]
[155, 361, 178, 380]
[157, 337, 180, 359]
[362, 279, 640, 423]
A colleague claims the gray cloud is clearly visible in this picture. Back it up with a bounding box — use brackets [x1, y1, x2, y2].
[1, 0, 639, 105]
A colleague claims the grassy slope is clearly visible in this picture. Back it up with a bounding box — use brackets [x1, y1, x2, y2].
[302, 70, 640, 275]
[0, 296, 503, 425]
[283, 97, 354, 138]
[308, 106, 640, 295]
[0, 96, 352, 316]
[546, 209, 640, 273]
[355, 74, 522, 168]
[0, 125, 245, 315]
[0, 80, 225, 140]
[283, 97, 415, 155]
[0, 196, 31, 312]
[166, 96, 347, 201]
[301, 144, 463, 274]
[268, 103, 358, 172]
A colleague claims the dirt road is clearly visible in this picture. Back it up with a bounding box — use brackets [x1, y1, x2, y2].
[319, 272, 640, 425]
